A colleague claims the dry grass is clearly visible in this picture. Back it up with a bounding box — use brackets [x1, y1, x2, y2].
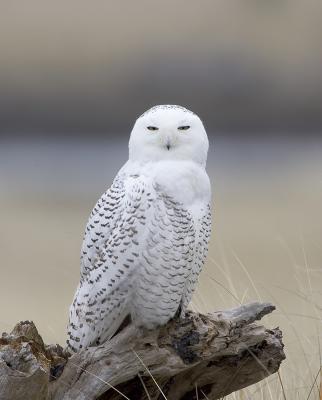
[191, 187, 322, 399]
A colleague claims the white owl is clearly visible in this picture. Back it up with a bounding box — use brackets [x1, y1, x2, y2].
[67, 105, 211, 352]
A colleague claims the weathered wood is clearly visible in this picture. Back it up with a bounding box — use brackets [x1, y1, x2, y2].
[0, 303, 285, 400]
[0, 321, 66, 400]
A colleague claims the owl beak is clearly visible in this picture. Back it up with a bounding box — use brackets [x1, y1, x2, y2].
[165, 137, 172, 150]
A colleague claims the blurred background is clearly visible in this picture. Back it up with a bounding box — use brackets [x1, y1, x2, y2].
[0, 1, 321, 398]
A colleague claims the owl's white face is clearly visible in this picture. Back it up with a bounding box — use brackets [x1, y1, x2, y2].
[129, 105, 209, 166]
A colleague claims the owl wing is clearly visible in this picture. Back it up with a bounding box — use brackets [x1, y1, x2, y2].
[180, 204, 212, 313]
[67, 173, 155, 351]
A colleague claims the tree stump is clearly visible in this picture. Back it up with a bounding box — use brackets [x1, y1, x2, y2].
[0, 302, 285, 400]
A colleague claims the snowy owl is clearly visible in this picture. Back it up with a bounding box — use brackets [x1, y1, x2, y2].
[67, 105, 211, 352]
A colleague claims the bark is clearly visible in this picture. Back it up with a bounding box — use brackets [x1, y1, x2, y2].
[0, 302, 285, 400]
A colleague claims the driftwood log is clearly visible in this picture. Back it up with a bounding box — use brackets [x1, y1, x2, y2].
[0, 302, 285, 400]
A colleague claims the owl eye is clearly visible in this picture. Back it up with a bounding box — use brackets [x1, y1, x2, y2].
[147, 126, 159, 131]
[178, 125, 190, 131]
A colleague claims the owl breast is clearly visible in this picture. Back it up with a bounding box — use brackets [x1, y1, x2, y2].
[127, 160, 211, 328]
[152, 160, 210, 203]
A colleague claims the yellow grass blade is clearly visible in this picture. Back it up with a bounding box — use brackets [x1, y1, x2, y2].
[68, 360, 130, 400]
[132, 349, 168, 400]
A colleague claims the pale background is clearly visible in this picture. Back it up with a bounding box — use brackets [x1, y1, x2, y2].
[0, 1, 321, 398]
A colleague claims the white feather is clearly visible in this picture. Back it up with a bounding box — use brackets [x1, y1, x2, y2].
[67, 105, 211, 352]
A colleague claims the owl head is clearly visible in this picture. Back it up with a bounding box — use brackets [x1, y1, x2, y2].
[129, 105, 209, 167]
